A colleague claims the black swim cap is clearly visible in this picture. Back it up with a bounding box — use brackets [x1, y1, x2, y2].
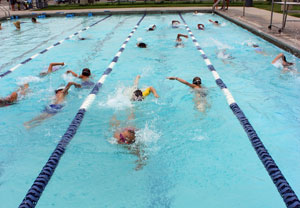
[133, 90, 144, 101]
[193, 77, 202, 85]
[215, 21, 219, 24]
[138, 42, 147, 48]
[82, 68, 91, 77]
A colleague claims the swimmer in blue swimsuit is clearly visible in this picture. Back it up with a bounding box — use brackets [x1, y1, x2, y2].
[39, 62, 65, 77]
[66, 68, 94, 88]
[0, 84, 29, 107]
[24, 81, 81, 129]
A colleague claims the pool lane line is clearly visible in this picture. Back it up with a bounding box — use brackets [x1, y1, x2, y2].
[19, 13, 146, 208]
[178, 13, 300, 208]
[0, 15, 112, 79]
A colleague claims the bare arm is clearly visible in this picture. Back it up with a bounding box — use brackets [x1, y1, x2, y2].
[66, 70, 78, 77]
[62, 82, 81, 95]
[47, 62, 64, 73]
[272, 53, 284, 64]
[167, 77, 196, 88]
[177, 34, 188, 40]
[133, 75, 141, 90]
[149, 86, 159, 98]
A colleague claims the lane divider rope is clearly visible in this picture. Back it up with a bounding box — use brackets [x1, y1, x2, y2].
[0, 15, 112, 79]
[178, 13, 300, 208]
[19, 13, 146, 208]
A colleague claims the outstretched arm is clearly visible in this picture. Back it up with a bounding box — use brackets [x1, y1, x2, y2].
[149, 86, 159, 98]
[167, 77, 196, 88]
[47, 62, 64, 73]
[272, 53, 284, 64]
[62, 82, 81, 95]
[66, 70, 78, 77]
[177, 34, 188, 40]
[133, 75, 141, 90]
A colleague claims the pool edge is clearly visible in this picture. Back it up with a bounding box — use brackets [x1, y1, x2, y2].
[215, 10, 300, 58]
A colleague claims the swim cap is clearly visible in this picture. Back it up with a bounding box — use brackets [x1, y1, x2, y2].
[55, 86, 65, 94]
[82, 68, 91, 77]
[132, 90, 144, 101]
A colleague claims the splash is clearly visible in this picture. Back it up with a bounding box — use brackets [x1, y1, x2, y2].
[16, 76, 42, 85]
[98, 86, 132, 110]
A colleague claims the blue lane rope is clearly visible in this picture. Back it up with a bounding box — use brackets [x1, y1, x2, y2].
[178, 13, 300, 208]
[18, 13, 146, 208]
[0, 15, 112, 79]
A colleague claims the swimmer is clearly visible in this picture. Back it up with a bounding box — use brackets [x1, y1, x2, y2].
[137, 42, 147, 48]
[197, 24, 205, 30]
[0, 84, 29, 107]
[131, 75, 159, 101]
[0, 23, 2, 30]
[66, 68, 94, 88]
[172, 20, 180, 28]
[13, 21, 21, 30]
[148, 24, 156, 31]
[39, 62, 65, 76]
[209, 19, 220, 26]
[78, 37, 86, 40]
[167, 76, 208, 112]
[194, 11, 198, 15]
[31, 17, 39, 23]
[272, 53, 294, 72]
[217, 49, 234, 64]
[110, 111, 147, 170]
[24, 82, 81, 129]
[175, 33, 188, 48]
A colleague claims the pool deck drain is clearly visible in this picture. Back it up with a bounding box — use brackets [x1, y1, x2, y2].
[0, 6, 299, 57]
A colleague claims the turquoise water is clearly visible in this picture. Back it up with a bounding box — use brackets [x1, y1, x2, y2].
[0, 13, 300, 207]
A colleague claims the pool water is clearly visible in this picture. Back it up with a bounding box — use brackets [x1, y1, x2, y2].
[0, 13, 299, 208]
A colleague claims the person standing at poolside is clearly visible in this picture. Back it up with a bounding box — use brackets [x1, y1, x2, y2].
[167, 76, 208, 112]
[0, 84, 29, 107]
[66, 68, 95, 88]
[24, 81, 81, 129]
[131, 75, 159, 101]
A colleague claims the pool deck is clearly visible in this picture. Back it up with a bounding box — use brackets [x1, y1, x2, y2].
[0, 6, 299, 57]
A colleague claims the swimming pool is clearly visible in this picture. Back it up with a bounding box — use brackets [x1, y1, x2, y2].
[0, 12, 300, 208]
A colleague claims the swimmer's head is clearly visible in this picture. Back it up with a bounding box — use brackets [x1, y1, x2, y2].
[283, 55, 294, 66]
[137, 42, 147, 48]
[132, 89, 144, 101]
[125, 129, 136, 144]
[215, 21, 219, 24]
[55, 87, 65, 94]
[31, 17, 37, 23]
[13, 21, 21, 29]
[82, 68, 91, 77]
[253, 44, 259, 48]
[193, 77, 202, 86]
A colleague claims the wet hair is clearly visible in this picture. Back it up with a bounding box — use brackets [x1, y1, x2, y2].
[137, 42, 147, 48]
[132, 89, 144, 101]
[283, 55, 294, 66]
[215, 21, 219, 24]
[193, 77, 202, 85]
[82, 68, 91, 77]
[31, 17, 37, 23]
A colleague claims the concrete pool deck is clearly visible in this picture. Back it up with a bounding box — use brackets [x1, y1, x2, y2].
[0, 6, 299, 57]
